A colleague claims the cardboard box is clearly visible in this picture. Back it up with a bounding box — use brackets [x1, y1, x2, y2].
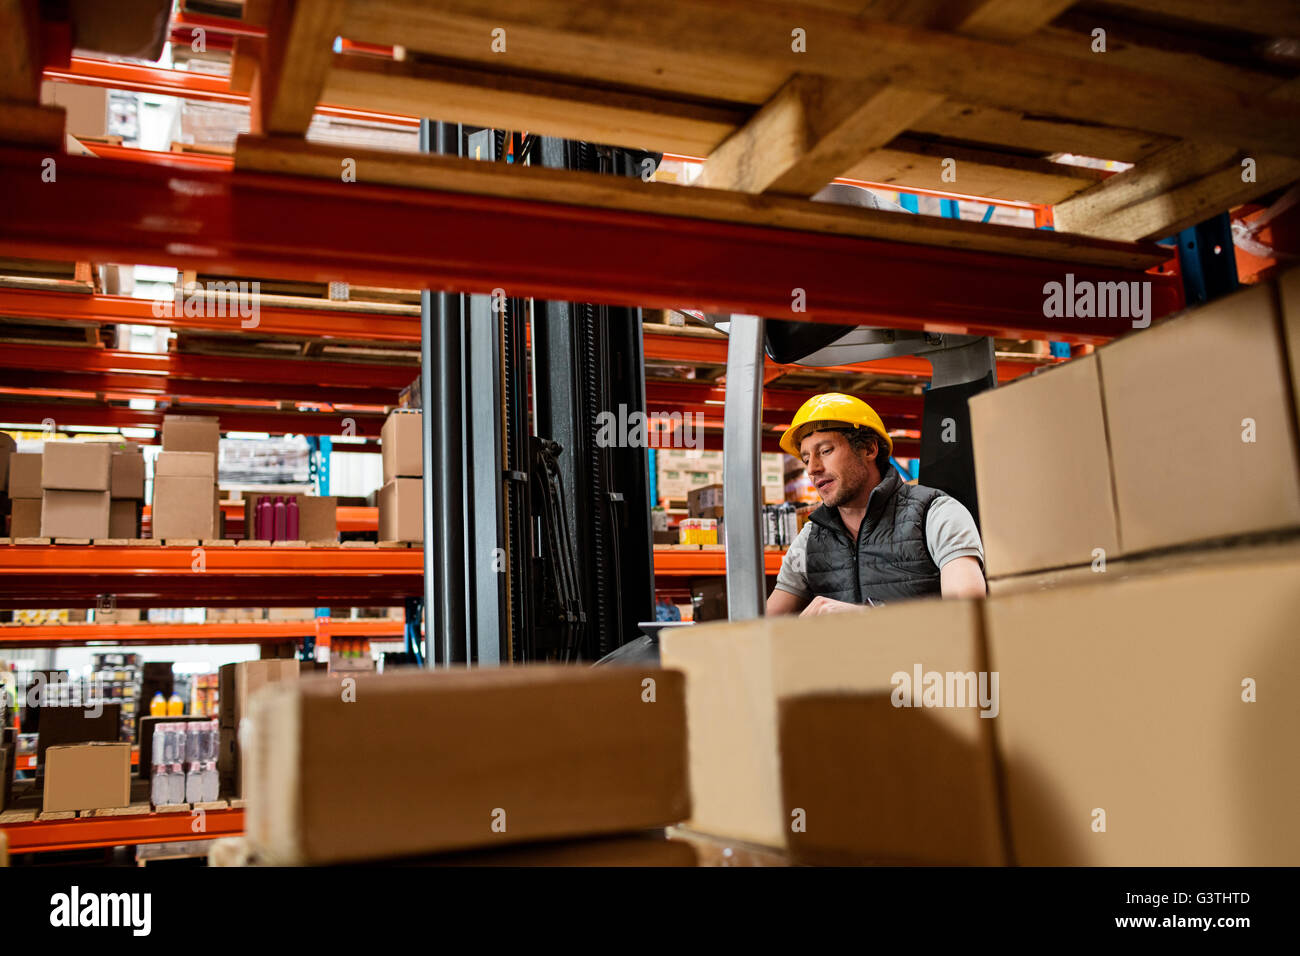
[42, 742, 131, 813]
[9, 497, 41, 537]
[109, 448, 146, 499]
[41, 442, 110, 494]
[218, 659, 299, 731]
[970, 354, 1120, 578]
[8, 452, 43, 498]
[108, 499, 139, 538]
[155, 451, 216, 480]
[0, 432, 14, 493]
[688, 483, 724, 516]
[660, 598, 1005, 864]
[152, 476, 216, 539]
[1279, 267, 1300, 433]
[378, 477, 422, 542]
[41, 489, 110, 538]
[382, 411, 423, 481]
[41, 442, 111, 491]
[162, 414, 220, 459]
[1099, 283, 1300, 555]
[244, 667, 690, 864]
[94, 607, 142, 623]
[987, 555, 1300, 865]
[266, 607, 315, 621]
[242, 494, 337, 542]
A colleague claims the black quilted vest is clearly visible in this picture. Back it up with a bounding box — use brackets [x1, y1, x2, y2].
[803, 471, 943, 604]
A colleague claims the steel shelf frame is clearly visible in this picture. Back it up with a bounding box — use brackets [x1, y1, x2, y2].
[0, 145, 1180, 341]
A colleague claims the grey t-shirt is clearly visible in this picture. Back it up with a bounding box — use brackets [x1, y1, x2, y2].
[773, 494, 984, 600]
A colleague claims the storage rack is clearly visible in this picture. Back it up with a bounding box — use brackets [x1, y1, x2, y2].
[1, 0, 1295, 853]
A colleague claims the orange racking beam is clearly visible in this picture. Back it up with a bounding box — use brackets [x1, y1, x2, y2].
[652, 547, 786, 576]
[3, 807, 245, 854]
[0, 617, 402, 646]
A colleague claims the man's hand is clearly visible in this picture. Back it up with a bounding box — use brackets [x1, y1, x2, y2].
[799, 596, 861, 617]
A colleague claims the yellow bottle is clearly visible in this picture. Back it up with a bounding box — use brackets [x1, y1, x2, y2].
[166, 692, 184, 716]
[150, 692, 167, 717]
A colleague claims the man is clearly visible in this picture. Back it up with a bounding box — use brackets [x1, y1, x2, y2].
[767, 393, 986, 617]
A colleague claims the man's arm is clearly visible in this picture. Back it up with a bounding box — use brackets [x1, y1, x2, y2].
[940, 554, 986, 598]
[766, 586, 810, 616]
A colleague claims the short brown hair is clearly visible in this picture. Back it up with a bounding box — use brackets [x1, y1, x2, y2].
[799, 424, 891, 475]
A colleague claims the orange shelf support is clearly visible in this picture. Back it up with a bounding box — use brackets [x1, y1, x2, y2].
[652, 545, 785, 576]
[2, 807, 244, 853]
[0, 618, 404, 646]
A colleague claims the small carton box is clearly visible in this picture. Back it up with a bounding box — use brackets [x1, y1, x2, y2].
[7, 452, 42, 499]
[970, 354, 1120, 578]
[687, 483, 724, 516]
[217, 659, 299, 731]
[162, 414, 220, 459]
[152, 476, 216, 539]
[109, 446, 146, 499]
[109, 499, 140, 538]
[381, 411, 423, 481]
[42, 442, 111, 492]
[9, 497, 41, 537]
[43, 742, 131, 813]
[378, 477, 422, 542]
[155, 451, 216, 480]
[41, 490, 110, 538]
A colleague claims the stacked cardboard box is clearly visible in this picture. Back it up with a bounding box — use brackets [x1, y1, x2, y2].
[108, 441, 145, 537]
[41, 442, 111, 538]
[660, 450, 785, 507]
[243, 667, 690, 865]
[971, 277, 1300, 584]
[217, 659, 298, 797]
[664, 556, 1300, 865]
[378, 410, 422, 542]
[6, 451, 42, 536]
[153, 415, 221, 539]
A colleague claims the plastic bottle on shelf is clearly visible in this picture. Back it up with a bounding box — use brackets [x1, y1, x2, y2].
[256, 496, 273, 540]
[273, 496, 287, 542]
[286, 496, 299, 540]
[167, 691, 184, 716]
[149, 691, 166, 717]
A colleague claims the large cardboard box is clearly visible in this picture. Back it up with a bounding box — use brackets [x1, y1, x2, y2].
[42, 442, 111, 491]
[378, 478, 422, 542]
[156, 451, 216, 479]
[41, 490, 110, 538]
[242, 493, 337, 541]
[109, 498, 140, 538]
[9, 497, 41, 537]
[1279, 267, 1300, 432]
[987, 556, 1300, 865]
[660, 598, 1006, 864]
[0, 432, 14, 493]
[244, 667, 690, 864]
[218, 659, 299, 731]
[970, 355, 1120, 578]
[42, 742, 131, 813]
[381, 411, 423, 481]
[8, 452, 42, 498]
[1098, 283, 1300, 554]
[152, 476, 216, 539]
[162, 414, 220, 459]
[109, 445, 146, 498]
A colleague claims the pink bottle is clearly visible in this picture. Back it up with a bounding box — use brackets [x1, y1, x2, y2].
[256, 496, 273, 541]
[273, 495, 287, 542]
[286, 496, 299, 540]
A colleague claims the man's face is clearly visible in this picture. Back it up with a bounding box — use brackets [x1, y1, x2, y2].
[799, 430, 874, 508]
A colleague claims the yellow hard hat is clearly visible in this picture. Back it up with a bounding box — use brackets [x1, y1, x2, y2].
[779, 393, 894, 458]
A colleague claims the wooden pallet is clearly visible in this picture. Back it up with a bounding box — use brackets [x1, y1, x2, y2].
[217, 0, 1300, 250]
